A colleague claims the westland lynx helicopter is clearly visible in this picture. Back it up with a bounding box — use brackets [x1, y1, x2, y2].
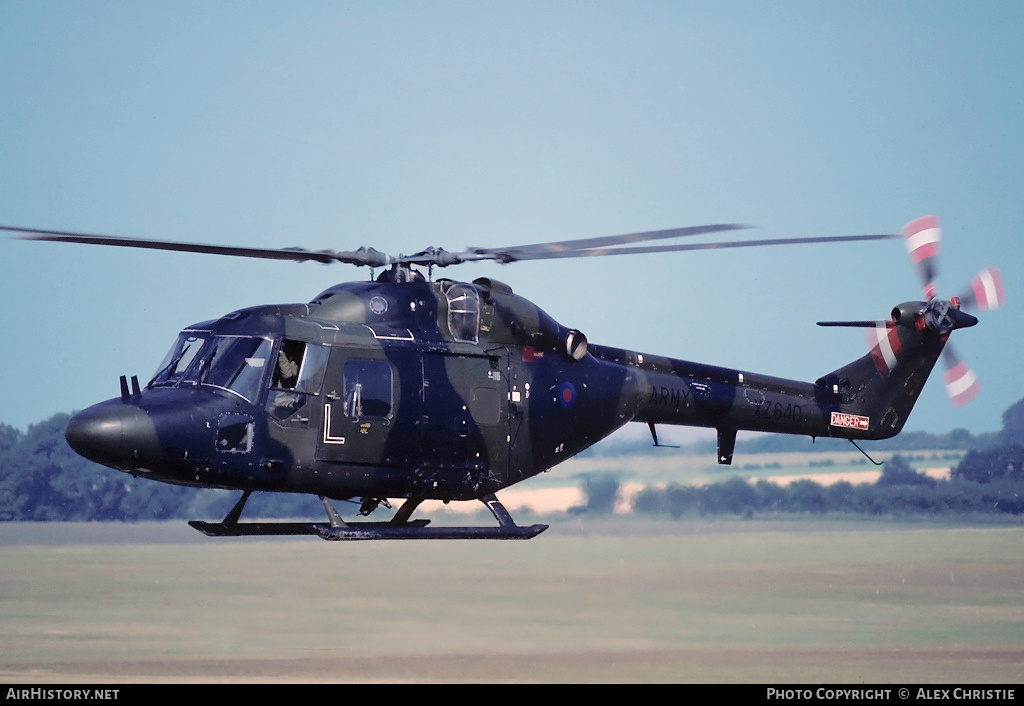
[3, 216, 1004, 540]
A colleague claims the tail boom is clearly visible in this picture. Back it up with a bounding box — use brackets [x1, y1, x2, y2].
[589, 312, 950, 462]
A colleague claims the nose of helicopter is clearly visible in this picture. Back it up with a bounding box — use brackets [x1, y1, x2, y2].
[65, 402, 161, 471]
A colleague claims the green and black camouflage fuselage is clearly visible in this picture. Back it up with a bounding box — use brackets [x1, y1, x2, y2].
[65, 270, 971, 513]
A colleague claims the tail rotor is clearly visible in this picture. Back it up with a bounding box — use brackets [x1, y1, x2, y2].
[821, 215, 1003, 409]
[901, 215, 1003, 407]
[941, 345, 981, 408]
[955, 266, 1005, 313]
[902, 215, 941, 300]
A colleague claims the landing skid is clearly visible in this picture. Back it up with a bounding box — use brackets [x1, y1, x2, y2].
[188, 492, 548, 541]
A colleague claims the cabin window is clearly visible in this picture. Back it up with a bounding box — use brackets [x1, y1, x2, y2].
[344, 360, 392, 418]
[443, 282, 480, 343]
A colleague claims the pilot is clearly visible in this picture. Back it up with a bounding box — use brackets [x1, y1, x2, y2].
[269, 345, 303, 419]
[275, 349, 299, 389]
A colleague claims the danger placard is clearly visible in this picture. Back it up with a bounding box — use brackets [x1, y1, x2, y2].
[830, 411, 870, 431]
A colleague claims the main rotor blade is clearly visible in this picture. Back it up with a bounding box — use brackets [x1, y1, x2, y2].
[5, 222, 900, 269]
[1, 225, 392, 267]
[394, 226, 753, 267]
[477, 223, 751, 259]
[482, 233, 900, 262]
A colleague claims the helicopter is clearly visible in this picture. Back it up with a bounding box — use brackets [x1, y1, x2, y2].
[2, 216, 1004, 540]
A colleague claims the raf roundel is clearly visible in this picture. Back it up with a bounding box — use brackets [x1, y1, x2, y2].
[558, 381, 576, 409]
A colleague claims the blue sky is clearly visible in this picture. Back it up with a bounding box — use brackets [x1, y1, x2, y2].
[1, 1, 1021, 441]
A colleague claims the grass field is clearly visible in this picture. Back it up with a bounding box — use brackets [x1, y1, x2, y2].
[0, 518, 1022, 683]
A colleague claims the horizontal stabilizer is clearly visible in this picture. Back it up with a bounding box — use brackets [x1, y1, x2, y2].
[817, 320, 891, 328]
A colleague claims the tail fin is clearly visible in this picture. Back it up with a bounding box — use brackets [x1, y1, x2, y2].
[816, 299, 976, 439]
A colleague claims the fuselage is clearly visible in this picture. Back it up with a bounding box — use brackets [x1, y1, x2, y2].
[65, 271, 953, 503]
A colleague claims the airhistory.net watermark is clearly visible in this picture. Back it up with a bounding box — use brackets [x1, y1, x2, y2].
[6, 690, 119, 701]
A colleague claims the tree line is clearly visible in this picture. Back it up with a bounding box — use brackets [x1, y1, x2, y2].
[574, 449, 1024, 519]
[1, 395, 1022, 521]
[626, 455, 1024, 519]
[580, 397, 1024, 519]
[0, 414, 323, 521]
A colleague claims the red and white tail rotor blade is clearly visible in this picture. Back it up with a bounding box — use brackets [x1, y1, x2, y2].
[902, 215, 941, 299]
[956, 266, 1005, 312]
[941, 346, 980, 408]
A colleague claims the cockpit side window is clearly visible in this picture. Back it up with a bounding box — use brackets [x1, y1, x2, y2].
[272, 339, 304, 390]
[295, 343, 330, 392]
[267, 340, 330, 421]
